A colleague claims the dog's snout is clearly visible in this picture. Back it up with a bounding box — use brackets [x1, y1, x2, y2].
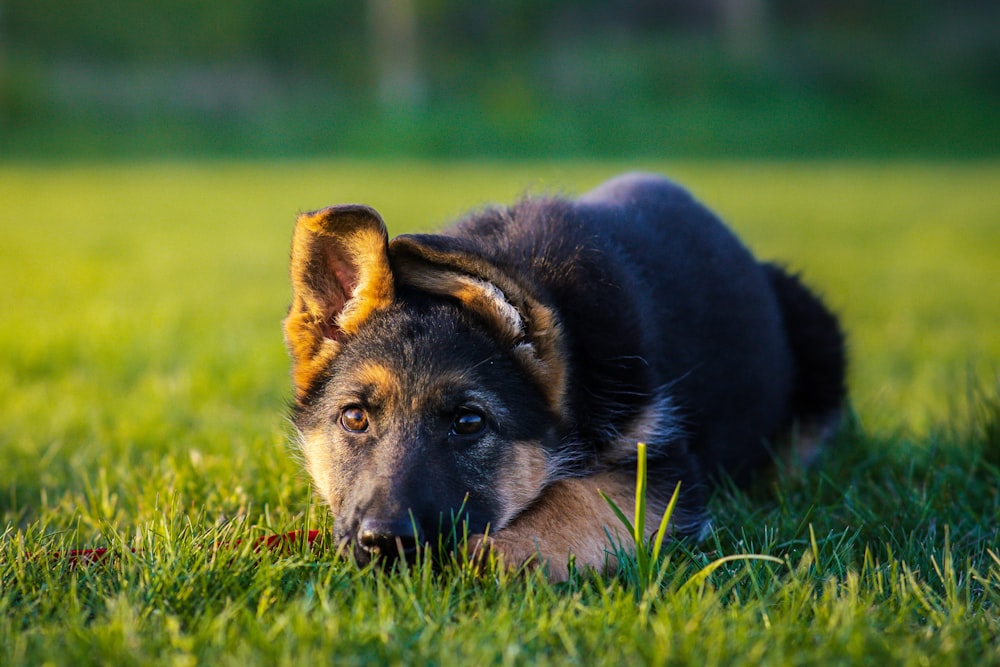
[357, 517, 422, 558]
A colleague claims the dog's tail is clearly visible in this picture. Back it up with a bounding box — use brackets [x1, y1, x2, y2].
[763, 263, 847, 459]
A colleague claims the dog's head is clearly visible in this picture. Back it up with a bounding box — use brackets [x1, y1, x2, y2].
[284, 205, 570, 564]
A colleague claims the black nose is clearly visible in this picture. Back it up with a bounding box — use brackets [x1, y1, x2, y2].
[357, 517, 422, 558]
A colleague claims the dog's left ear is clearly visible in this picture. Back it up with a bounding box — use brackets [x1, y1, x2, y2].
[390, 234, 568, 419]
[285, 205, 394, 399]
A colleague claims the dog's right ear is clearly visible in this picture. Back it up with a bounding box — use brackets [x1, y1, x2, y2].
[284, 205, 394, 400]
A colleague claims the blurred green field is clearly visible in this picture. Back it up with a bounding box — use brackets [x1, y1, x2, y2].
[2, 160, 999, 665]
[3, 160, 998, 441]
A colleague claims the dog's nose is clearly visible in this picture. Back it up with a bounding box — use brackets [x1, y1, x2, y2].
[357, 517, 421, 558]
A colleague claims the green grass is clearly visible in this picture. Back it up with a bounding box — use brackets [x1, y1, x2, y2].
[2, 160, 1000, 665]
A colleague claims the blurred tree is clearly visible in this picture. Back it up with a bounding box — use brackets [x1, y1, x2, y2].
[1, 0, 5, 125]
[1, 0, 996, 156]
[717, 0, 770, 61]
[368, 0, 426, 110]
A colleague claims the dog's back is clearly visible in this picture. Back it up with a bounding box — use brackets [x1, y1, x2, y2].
[436, 173, 843, 482]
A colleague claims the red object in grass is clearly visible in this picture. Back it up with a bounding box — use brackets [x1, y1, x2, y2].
[46, 529, 323, 567]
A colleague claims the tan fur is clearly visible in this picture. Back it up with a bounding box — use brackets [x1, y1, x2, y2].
[395, 266, 525, 343]
[333, 226, 395, 335]
[492, 443, 549, 531]
[297, 361, 399, 514]
[284, 307, 342, 402]
[510, 301, 567, 420]
[284, 206, 394, 400]
[299, 429, 340, 513]
[354, 361, 397, 403]
[476, 471, 670, 581]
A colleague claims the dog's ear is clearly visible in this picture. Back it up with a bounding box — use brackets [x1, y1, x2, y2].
[284, 205, 394, 399]
[390, 235, 568, 419]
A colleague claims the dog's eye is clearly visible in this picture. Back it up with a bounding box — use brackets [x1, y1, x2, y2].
[339, 407, 370, 433]
[450, 408, 486, 437]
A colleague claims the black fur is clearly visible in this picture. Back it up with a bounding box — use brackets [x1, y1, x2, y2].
[761, 263, 847, 423]
[420, 174, 843, 480]
[287, 172, 847, 572]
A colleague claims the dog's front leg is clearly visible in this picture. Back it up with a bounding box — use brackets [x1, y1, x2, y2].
[472, 470, 671, 582]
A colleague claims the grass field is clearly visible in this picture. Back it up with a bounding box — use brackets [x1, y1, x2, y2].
[2, 160, 999, 665]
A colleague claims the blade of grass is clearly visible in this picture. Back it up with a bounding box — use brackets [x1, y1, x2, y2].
[650, 481, 681, 565]
[676, 554, 784, 596]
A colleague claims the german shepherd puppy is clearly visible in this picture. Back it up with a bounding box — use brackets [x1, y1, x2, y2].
[284, 173, 845, 580]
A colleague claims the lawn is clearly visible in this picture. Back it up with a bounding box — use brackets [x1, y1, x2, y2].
[2, 160, 999, 665]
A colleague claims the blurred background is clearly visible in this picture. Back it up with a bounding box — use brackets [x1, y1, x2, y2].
[2, 0, 998, 160]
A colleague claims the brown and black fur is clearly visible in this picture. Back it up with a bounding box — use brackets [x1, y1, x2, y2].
[284, 173, 846, 580]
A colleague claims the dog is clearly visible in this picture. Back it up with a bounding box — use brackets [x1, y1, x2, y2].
[283, 173, 846, 580]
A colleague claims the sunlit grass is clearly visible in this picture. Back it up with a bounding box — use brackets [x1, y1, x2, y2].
[2, 159, 999, 665]
[601, 443, 781, 600]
